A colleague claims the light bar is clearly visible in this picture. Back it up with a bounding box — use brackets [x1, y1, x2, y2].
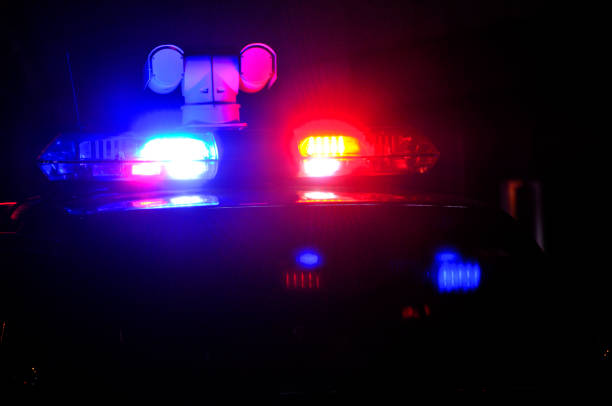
[38, 132, 219, 182]
[294, 120, 439, 178]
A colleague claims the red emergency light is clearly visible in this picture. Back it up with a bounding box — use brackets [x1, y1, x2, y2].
[293, 120, 439, 178]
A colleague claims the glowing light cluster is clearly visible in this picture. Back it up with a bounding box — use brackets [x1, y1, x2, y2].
[285, 271, 320, 289]
[435, 250, 481, 293]
[133, 135, 218, 180]
[298, 135, 360, 157]
[302, 158, 341, 177]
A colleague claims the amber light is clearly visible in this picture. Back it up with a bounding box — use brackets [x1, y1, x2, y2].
[298, 135, 360, 158]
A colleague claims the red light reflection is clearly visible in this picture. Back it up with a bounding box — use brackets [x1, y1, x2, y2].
[298, 191, 407, 204]
[402, 304, 432, 319]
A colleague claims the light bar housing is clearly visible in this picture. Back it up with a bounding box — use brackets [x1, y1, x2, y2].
[38, 132, 219, 182]
[293, 120, 439, 178]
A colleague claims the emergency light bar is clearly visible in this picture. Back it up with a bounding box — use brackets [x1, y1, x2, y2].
[38, 132, 218, 182]
[293, 120, 440, 178]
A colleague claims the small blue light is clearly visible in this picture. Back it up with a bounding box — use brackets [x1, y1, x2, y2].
[434, 250, 481, 293]
[297, 249, 321, 269]
[436, 252, 459, 262]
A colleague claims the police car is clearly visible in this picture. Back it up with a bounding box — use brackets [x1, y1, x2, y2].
[0, 43, 563, 396]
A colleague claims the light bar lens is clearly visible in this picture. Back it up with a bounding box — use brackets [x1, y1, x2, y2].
[294, 120, 439, 178]
[38, 132, 219, 182]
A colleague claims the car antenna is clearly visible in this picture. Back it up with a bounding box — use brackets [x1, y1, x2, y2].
[66, 51, 83, 131]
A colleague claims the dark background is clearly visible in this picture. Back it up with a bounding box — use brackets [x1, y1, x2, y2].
[1, 1, 565, 254]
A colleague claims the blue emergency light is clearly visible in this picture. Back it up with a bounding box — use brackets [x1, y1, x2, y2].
[434, 250, 481, 293]
[38, 132, 219, 182]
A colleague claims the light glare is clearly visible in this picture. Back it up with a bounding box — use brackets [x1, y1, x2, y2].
[303, 158, 341, 177]
[135, 134, 218, 180]
[302, 191, 338, 200]
[169, 195, 205, 205]
[132, 162, 162, 176]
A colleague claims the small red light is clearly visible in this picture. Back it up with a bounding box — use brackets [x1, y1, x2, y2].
[402, 306, 421, 319]
[285, 271, 320, 290]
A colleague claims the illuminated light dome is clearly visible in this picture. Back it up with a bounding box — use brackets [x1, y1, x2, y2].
[37, 131, 219, 182]
[135, 135, 218, 180]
